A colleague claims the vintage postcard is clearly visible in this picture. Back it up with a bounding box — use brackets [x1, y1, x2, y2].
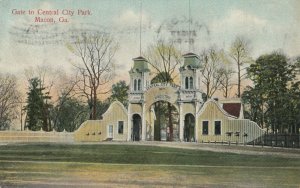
[0, 0, 299, 187]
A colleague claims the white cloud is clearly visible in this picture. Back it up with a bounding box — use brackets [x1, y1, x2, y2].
[226, 9, 266, 27]
[113, 9, 151, 29]
[210, 9, 267, 36]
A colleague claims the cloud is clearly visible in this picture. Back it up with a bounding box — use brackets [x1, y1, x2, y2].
[210, 9, 267, 37]
[227, 9, 266, 27]
[205, 9, 271, 56]
[113, 9, 152, 30]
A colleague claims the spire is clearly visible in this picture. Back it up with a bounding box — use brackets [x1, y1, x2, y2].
[139, 0, 142, 56]
[188, 0, 191, 52]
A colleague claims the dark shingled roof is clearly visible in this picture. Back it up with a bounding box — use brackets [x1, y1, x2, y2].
[223, 103, 241, 118]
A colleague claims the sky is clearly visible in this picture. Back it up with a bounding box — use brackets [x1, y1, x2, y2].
[0, 0, 299, 84]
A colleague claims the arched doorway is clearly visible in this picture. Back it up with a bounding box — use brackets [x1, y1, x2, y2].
[184, 113, 195, 142]
[150, 101, 179, 141]
[132, 114, 142, 141]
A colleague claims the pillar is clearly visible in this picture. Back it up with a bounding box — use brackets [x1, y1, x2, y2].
[179, 103, 184, 141]
[195, 101, 199, 142]
[127, 103, 132, 141]
[142, 102, 146, 141]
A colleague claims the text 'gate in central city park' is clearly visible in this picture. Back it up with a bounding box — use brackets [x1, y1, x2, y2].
[74, 53, 265, 143]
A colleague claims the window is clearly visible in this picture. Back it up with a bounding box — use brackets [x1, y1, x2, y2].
[138, 79, 141, 91]
[202, 121, 208, 135]
[185, 77, 189, 89]
[215, 121, 221, 135]
[118, 121, 124, 134]
[189, 77, 193, 89]
[134, 79, 137, 91]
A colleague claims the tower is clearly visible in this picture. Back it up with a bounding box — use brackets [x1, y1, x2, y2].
[179, 53, 201, 92]
[178, 52, 203, 142]
[129, 56, 150, 94]
[127, 56, 150, 141]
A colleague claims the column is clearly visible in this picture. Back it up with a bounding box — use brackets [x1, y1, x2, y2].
[179, 103, 184, 141]
[127, 103, 131, 141]
[195, 101, 199, 142]
[141, 102, 146, 141]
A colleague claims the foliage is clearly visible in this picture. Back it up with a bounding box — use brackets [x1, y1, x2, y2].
[108, 80, 129, 107]
[242, 52, 299, 133]
[146, 40, 181, 83]
[145, 40, 182, 141]
[95, 99, 110, 119]
[52, 96, 88, 132]
[24, 77, 52, 131]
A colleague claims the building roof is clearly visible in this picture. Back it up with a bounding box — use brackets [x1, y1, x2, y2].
[130, 56, 150, 73]
[132, 56, 147, 61]
[222, 103, 241, 118]
[181, 52, 200, 69]
[182, 52, 199, 57]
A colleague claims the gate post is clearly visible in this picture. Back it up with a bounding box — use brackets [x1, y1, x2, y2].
[141, 102, 146, 141]
[179, 103, 184, 141]
[127, 103, 132, 141]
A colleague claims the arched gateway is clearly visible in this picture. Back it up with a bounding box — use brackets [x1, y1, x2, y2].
[127, 54, 203, 141]
[74, 53, 265, 143]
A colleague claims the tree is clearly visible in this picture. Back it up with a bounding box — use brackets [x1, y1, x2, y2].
[68, 32, 118, 120]
[145, 39, 181, 83]
[108, 80, 129, 107]
[151, 73, 179, 141]
[52, 96, 88, 132]
[24, 78, 52, 131]
[0, 74, 20, 130]
[145, 40, 182, 141]
[200, 47, 225, 98]
[220, 67, 235, 98]
[229, 37, 252, 97]
[242, 52, 297, 133]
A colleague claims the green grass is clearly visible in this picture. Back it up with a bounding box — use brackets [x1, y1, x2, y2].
[0, 143, 299, 187]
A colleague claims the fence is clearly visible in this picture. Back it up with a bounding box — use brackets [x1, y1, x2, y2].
[251, 133, 300, 148]
[0, 130, 74, 143]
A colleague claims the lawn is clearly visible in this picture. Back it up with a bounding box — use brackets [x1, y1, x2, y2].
[0, 143, 299, 187]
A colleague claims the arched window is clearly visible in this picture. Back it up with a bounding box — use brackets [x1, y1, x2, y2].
[185, 77, 189, 89]
[134, 79, 137, 91]
[189, 77, 193, 89]
[138, 79, 141, 91]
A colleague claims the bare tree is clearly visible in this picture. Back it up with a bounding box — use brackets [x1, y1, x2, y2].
[200, 47, 225, 98]
[0, 74, 20, 130]
[145, 39, 182, 83]
[229, 36, 252, 98]
[220, 67, 235, 98]
[68, 33, 118, 120]
[145, 40, 182, 141]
